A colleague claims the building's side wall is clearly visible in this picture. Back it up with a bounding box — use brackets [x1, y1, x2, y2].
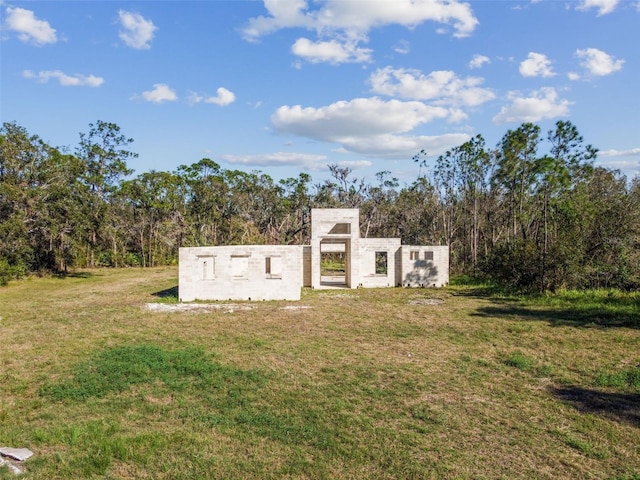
[179, 245, 303, 301]
[399, 245, 449, 287]
[357, 238, 401, 288]
[302, 245, 312, 287]
[394, 247, 403, 286]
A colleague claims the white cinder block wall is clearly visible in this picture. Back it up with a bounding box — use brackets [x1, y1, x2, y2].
[310, 208, 360, 289]
[178, 209, 449, 302]
[357, 238, 401, 288]
[398, 245, 449, 287]
[302, 245, 312, 287]
[179, 245, 303, 301]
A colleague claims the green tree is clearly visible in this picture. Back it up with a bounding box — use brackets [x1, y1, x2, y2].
[361, 170, 399, 238]
[392, 176, 440, 246]
[493, 123, 541, 242]
[318, 164, 368, 209]
[0, 122, 44, 278]
[535, 121, 596, 290]
[119, 170, 185, 267]
[77, 121, 136, 267]
[0, 123, 88, 278]
[279, 173, 312, 244]
[177, 159, 230, 246]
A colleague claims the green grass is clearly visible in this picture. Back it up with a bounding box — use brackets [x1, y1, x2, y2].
[39, 345, 265, 401]
[320, 253, 346, 275]
[502, 351, 534, 371]
[0, 268, 639, 479]
[596, 367, 640, 391]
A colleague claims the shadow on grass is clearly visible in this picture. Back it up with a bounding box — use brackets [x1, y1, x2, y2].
[472, 305, 639, 329]
[454, 285, 640, 329]
[152, 285, 178, 299]
[550, 385, 640, 428]
[451, 285, 523, 302]
[55, 271, 96, 279]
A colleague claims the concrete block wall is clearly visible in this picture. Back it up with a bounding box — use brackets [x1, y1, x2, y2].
[179, 209, 450, 300]
[310, 208, 360, 289]
[398, 245, 449, 287]
[302, 245, 312, 287]
[179, 245, 303, 301]
[357, 238, 401, 288]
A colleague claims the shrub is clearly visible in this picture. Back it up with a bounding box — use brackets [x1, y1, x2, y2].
[0, 258, 27, 286]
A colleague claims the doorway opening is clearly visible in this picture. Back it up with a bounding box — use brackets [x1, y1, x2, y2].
[319, 239, 350, 288]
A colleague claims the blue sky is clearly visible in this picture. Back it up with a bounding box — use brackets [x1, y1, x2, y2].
[2, 0, 639, 184]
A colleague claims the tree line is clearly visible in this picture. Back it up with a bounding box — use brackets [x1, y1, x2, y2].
[1, 120, 638, 291]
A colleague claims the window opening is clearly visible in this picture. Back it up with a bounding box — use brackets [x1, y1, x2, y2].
[375, 251, 388, 275]
[328, 223, 351, 235]
[424, 251, 434, 261]
[231, 255, 249, 279]
[198, 256, 215, 280]
[410, 251, 419, 260]
[265, 256, 282, 279]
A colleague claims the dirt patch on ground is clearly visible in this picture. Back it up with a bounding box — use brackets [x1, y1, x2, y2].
[146, 303, 314, 313]
[145, 303, 254, 313]
[408, 297, 445, 305]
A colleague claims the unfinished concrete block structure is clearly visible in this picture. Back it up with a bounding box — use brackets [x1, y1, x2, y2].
[179, 208, 448, 301]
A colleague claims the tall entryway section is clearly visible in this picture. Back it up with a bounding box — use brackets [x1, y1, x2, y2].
[310, 209, 360, 289]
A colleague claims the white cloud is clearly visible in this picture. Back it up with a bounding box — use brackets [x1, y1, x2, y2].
[519, 52, 555, 78]
[369, 67, 495, 107]
[189, 87, 236, 106]
[22, 70, 104, 87]
[576, 48, 624, 76]
[118, 10, 157, 50]
[291, 37, 372, 64]
[335, 132, 471, 158]
[576, 0, 619, 15]
[221, 152, 329, 170]
[208, 87, 236, 106]
[493, 87, 571, 124]
[447, 108, 469, 123]
[242, 0, 314, 39]
[596, 158, 640, 178]
[4, 7, 57, 46]
[272, 97, 449, 139]
[335, 160, 373, 169]
[469, 54, 490, 69]
[271, 96, 469, 158]
[243, 0, 478, 40]
[394, 40, 410, 55]
[134, 83, 177, 103]
[242, 0, 478, 64]
[599, 147, 640, 157]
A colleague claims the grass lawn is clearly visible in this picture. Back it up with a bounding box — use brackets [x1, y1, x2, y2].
[0, 267, 638, 479]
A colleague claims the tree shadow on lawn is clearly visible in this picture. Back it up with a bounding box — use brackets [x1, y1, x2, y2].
[471, 304, 639, 329]
[55, 271, 96, 279]
[474, 304, 640, 329]
[459, 286, 640, 329]
[550, 385, 640, 428]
